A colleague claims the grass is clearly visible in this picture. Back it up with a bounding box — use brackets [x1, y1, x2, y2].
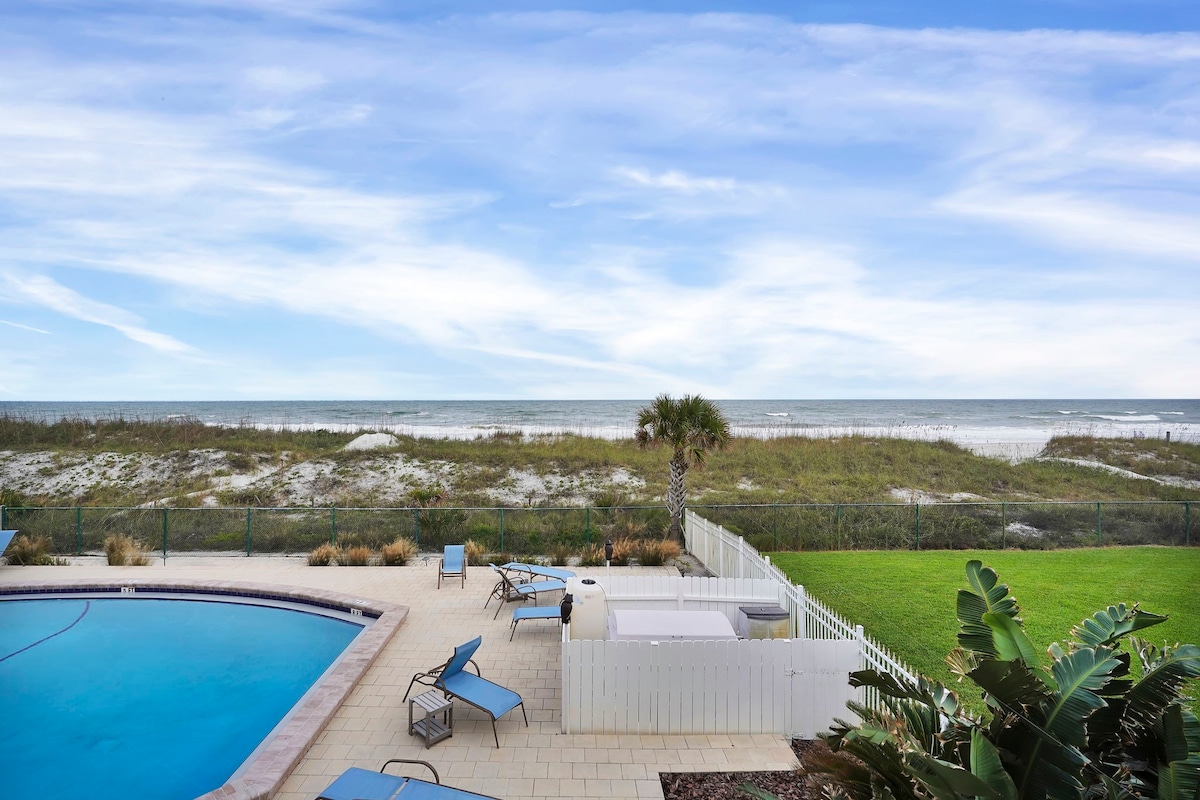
[5, 417, 1199, 508]
[769, 548, 1200, 709]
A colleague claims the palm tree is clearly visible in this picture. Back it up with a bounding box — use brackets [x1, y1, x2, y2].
[635, 393, 731, 543]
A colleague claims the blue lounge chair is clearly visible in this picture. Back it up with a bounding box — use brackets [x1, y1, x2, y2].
[509, 605, 562, 640]
[317, 758, 498, 800]
[0, 530, 16, 563]
[484, 563, 567, 619]
[403, 636, 527, 748]
[439, 545, 465, 589]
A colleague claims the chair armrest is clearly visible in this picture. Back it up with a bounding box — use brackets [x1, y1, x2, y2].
[380, 758, 441, 784]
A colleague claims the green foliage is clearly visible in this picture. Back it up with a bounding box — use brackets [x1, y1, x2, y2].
[809, 560, 1200, 800]
[635, 393, 732, 541]
[771, 548, 1200, 713]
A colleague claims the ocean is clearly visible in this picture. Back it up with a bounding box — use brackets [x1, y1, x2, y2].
[2, 400, 1196, 453]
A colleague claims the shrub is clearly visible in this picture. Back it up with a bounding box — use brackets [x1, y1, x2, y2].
[463, 539, 488, 566]
[5, 534, 67, 566]
[608, 537, 636, 566]
[577, 543, 604, 567]
[341, 545, 372, 566]
[548, 543, 574, 566]
[308, 542, 339, 566]
[380, 537, 417, 566]
[104, 534, 151, 566]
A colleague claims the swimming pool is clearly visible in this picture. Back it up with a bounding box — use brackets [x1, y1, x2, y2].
[0, 583, 406, 800]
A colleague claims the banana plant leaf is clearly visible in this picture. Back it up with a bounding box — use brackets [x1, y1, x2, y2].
[904, 751, 1001, 800]
[1071, 604, 1168, 649]
[1122, 643, 1200, 734]
[1044, 647, 1124, 748]
[984, 611, 1045, 671]
[959, 560, 1022, 659]
[970, 728, 1018, 800]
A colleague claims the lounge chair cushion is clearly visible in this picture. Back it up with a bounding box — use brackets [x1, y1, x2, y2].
[317, 766, 404, 800]
[513, 606, 561, 622]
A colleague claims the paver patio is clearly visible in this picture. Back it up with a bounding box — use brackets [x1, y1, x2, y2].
[1, 557, 801, 800]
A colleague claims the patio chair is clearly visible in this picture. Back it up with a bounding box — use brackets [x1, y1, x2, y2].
[0, 531, 16, 564]
[316, 757, 499, 800]
[403, 636, 527, 748]
[483, 563, 567, 620]
[439, 544, 466, 589]
[509, 605, 563, 641]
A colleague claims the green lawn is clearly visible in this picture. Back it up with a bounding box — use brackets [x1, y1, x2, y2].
[769, 548, 1200, 708]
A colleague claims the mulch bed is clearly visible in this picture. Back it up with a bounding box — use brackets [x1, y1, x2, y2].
[660, 739, 844, 800]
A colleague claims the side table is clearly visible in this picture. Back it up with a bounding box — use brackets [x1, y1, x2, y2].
[408, 690, 454, 748]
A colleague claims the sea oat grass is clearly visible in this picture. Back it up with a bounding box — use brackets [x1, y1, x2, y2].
[463, 539, 488, 566]
[340, 545, 373, 566]
[308, 542, 340, 566]
[5, 534, 67, 565]
[380, 537, 417, 566]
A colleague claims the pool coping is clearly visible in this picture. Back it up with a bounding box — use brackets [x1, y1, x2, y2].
[2, 578, 408, 800]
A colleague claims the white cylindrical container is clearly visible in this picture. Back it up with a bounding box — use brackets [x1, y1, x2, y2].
[566, 577, 608, 640]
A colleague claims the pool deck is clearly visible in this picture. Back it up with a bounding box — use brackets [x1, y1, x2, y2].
[1, 558, 800, 800]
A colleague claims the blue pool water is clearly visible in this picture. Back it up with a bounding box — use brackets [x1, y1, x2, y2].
[0, 596, 364, 800]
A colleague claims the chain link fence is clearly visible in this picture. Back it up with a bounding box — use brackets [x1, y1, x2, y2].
[0, 501, 1191, 558]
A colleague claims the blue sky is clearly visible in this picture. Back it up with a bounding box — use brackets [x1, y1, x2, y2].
[1, 1, 1198, 401]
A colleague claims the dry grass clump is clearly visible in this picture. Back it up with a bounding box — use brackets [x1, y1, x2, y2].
[548, 543, 574, 566]
[103, 534, 151, 566]
[308, 542, 340, 566]
[633, 538, 680, 566]
[463, 539, 488, 566]
[608, 536, 636, 566]
[4, 534, 68, 566]
[577, 543, 604, 567]
[341, 545, 373, 566]
[380, 537, 417, 566]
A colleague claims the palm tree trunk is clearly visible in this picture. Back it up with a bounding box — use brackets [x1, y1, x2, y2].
[667, 453, 688, 543]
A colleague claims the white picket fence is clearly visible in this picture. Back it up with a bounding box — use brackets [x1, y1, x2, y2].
[684, 510, 919, 703]
[561, 636, 860, 736]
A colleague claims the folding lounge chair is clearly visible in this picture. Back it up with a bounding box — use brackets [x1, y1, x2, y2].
[509, 605, 562, 640]
[484, 564, 567, 620]
[403, 636, 527, 748]
[316, 757, 499, 800]
[439, 544, 465, 589]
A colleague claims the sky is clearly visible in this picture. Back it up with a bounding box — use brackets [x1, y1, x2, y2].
[1, 1, 1199, 401]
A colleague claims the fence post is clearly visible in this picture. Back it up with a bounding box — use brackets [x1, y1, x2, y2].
[0, 505, 4, 529]
[835, 504, 842, 550]
[1096, 502, 1103, 545]
[1001, 502, 1007, 549]
[162, 508, 169, 561]
[738, 536, 745, 579]
[914, 503, 921, 551]
[76, 507, 83, 555]
[1185, 501, 1190, 546]
[585, 507, 591, 545]
[499, 508, 505, 552]
[413, 508, 420, 547]
[245, 508, 252, 556]
[796, 584, 807, 639]
[331, 507, 337, 545]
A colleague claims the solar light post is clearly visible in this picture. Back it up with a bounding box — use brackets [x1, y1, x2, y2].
[604, 537, 613, 578]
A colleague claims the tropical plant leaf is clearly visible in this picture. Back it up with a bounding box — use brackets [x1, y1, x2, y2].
[850, 670, 963, 718]
[984, 611, 1044, 669]
[1156, 753, 1200, 800]
[1071, 604, 1168, 649]
[738, 783, 782, 800]
[904, 751, 1001, 800]
[959, 561, 1022, 659]
[1123, 642, 1200, 736]
[970, 659, 1053, 713]
[970, 728, 1019, 800]
[1045, 647, 1123, 747]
